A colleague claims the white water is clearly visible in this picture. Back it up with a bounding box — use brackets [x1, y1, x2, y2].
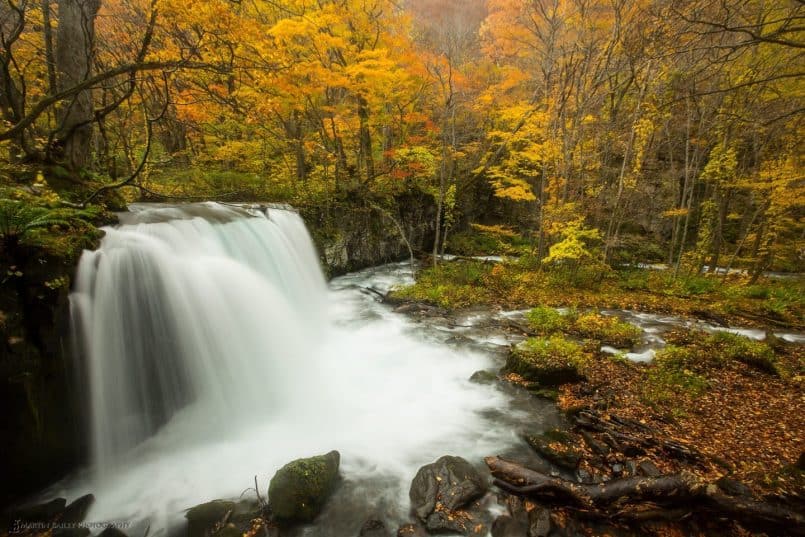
[62, 203, 544, 535]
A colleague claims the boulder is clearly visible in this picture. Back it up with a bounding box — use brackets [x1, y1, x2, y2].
[523, 430, 581, 470]
[396, 524, 428, 537]
[409, 455, 487, 534]
[504, 349, 584, 387]
[491, 514, 527, 537]
[359, 518, 392, 537]
[186, 500, 235, 537]
[268, 450, 340, 523]
[527, 508, 551, 537]
[61, 494, 95, 524]
[469, 370, 497, 384]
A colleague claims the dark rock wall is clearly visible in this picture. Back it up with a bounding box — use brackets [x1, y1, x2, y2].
[0, 245, 90, 508]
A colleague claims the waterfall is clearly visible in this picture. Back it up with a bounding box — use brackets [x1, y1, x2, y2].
[64, 202, 533, 535]
[71, 203, 327, 474]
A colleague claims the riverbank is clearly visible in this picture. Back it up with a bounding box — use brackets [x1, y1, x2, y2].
[384, 259, 804, 535]
[389, 257, 804, 330]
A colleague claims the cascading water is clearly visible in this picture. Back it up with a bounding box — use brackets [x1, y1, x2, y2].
[59, 202, 560, 536]
[71, 203, 327, 475]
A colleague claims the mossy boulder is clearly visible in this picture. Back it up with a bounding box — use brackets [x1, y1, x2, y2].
[185, 499, 261, 537]
[186, 500, 236, 537]
[268, 450, 340, 523]
[505, 336, 588, 386]
[469, 370, 497, 384]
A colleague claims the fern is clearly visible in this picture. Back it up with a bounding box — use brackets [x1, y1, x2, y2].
[0, 199, 96, 246]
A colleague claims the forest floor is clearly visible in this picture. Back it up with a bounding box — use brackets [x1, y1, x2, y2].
[388, 257, 804, 534]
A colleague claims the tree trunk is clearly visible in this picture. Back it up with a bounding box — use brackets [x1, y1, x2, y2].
[55, 0, 101, 171]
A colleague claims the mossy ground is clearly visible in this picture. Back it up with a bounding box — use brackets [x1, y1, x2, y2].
[393, 257, 804, 495]
[390, 258, 804, 330]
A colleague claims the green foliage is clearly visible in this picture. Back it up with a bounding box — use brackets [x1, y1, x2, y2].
[507, 335, 589, 386]
[0, 198, 100, 252]
[572, 312, 642, 348]
[706, 332, 779, 375]
[543, 218, 602, 267]
[447, 224, 528, 256]
[525, 306, 570, 334]
[609, 234, 666, 266]
[390, 261, 494, 308]
[643, 346, 709, 406]
[519, 335, 587, 368]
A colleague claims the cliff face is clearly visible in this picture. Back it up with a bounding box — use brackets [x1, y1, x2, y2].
[0, 238, 97, 507]
[302, 193, 436, 277]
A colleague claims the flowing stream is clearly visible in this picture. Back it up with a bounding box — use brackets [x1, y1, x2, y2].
[59, 203, 560, 536]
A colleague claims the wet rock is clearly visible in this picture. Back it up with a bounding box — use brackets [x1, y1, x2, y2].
[359, 518, 392, 537]
[469, 370, 498, 384]
[526, 387, 559, 401]
[268, 450, 341, 523]
[215, 524, 241, 537]
[186, 500, 236, 537]
[396, 523, 428, 537]
[527, 508, 551, 537]
[61, 494, 94, 524]
[504, 349, 584, 387]
[716, 477, 752, 497]
[625, 460, 637, 476]
[5, 498, 67, 526]
[394, 303, 448, 317]
[611, 463, 624, 478]
[637, 460, 661, 477]
[523, 430, 581, 470]
[491, 514, 527, 537]
[409, 455, 487, 534]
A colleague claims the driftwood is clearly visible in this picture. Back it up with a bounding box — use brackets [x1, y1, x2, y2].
[485, 456, 805, 536]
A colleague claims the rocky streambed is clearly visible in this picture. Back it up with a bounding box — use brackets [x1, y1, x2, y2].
[4, 262, 803, 537]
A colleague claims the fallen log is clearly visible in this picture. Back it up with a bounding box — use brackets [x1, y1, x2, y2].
[485, 456, 805, 536]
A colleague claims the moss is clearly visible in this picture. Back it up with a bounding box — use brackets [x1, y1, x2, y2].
[268, 451, 340, 523]
[705, 332, 779, 375]
[523, 431, 581, 469]
[642, 346, 709, 407]
[389, 261, 495, 308]
[506, 335, 588, 386]
[572, 312, 642, 348]
[525, 306, 571, 334]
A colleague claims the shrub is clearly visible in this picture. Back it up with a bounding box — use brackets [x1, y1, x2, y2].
[506, 335, 589, 386]
[706, 332, 779, 375]
[525, 306, 570, 334]
[643, 346, 708, 406]
[572, 312, 642, 348]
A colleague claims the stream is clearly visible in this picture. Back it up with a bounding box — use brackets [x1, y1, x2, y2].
[39, 203, 802, 537]
[50, 204, 561, 537]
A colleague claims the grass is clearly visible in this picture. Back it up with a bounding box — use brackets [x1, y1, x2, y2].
[525, 305, 572, 334]
[524, 306, 642, 348]
[642, 346, 709, 406]
[389, 257, 804, 329]
[391, 261, 494, 308]
[507, 335, 590, 386]
[572, 312, 643, 348]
